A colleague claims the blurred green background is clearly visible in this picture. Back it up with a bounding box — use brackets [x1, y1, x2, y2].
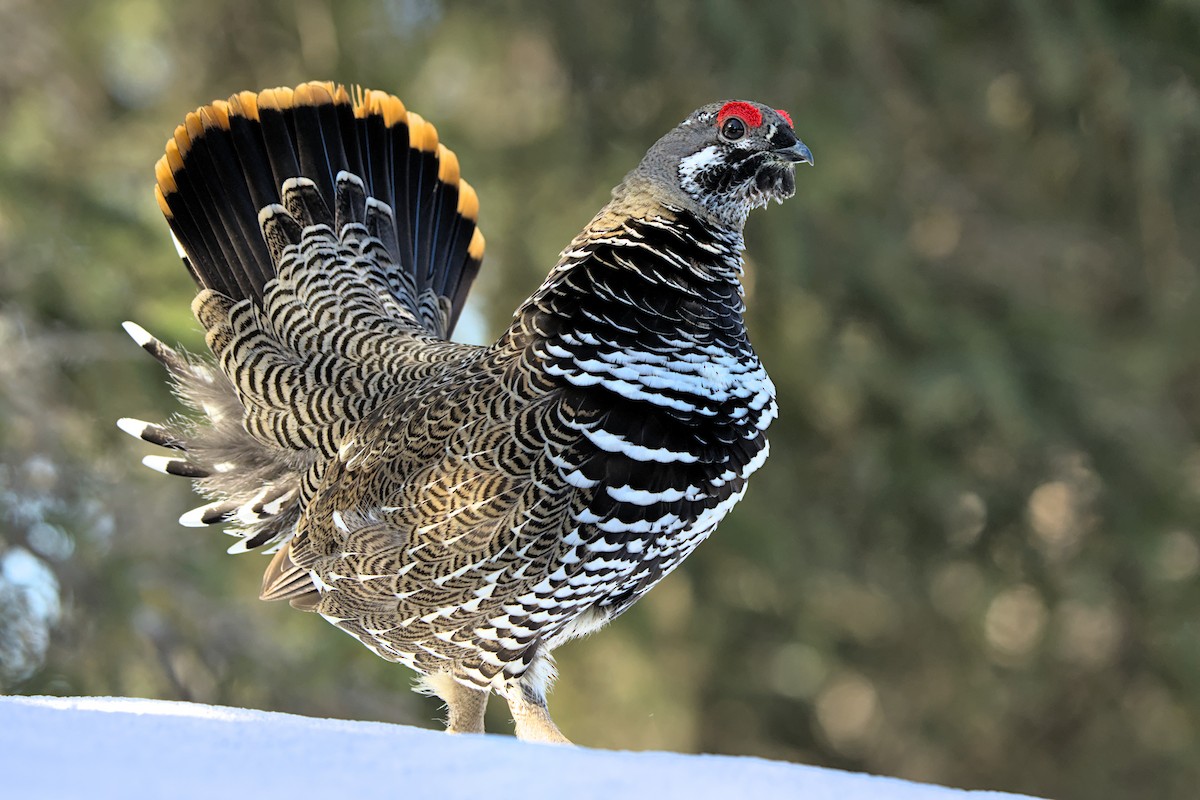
[2, 1, 1198, 797]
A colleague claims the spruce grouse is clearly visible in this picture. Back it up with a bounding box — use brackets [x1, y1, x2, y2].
[121, 82, 812, 743]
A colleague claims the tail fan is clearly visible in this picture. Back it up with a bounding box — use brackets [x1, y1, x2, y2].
[126, 83, 488, 556]
[153, 82, 485, 337]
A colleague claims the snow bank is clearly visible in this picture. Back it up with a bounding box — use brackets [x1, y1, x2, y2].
[1, 696, 1038, 799]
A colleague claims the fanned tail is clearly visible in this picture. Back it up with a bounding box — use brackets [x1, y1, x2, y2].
[153, 81, 484, 337]
[126, 82, 486, 555]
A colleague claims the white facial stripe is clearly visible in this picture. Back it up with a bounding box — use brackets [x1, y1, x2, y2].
[678, 144, 723, 191]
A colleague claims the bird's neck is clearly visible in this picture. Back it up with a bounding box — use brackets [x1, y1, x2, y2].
[496, 198, 764, 425]
[506, 197, 749, 348]
[492, 199, 763, 419]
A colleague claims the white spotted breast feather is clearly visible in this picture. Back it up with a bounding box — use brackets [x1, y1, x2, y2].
[504, 204, 778, 633]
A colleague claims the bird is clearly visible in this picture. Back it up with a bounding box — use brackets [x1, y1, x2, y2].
[120, 81, 812, 743]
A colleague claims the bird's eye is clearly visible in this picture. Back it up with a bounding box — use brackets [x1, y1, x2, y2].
[721, 117, 746, 141]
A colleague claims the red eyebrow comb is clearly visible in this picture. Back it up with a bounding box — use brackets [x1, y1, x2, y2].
[716, 101, 763, 128]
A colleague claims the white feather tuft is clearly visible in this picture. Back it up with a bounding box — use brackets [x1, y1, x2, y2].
[116, 417, 150, 440]
[121, 321, 154, 347]
[179, 504, 219, 528]
[141, 455, 177, 475]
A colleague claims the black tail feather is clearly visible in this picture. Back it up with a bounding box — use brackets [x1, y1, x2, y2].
[154, 82, 485, 338]
[255, 92, 304, 199]
[291, 94, 337, 203]
[189, 112, 276, 298]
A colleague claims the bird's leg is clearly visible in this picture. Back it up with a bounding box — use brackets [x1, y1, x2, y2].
[505, 681, 572, 744]
[422, 673, 489, 735]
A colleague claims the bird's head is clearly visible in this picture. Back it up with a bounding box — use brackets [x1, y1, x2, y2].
[627, 100, 813, 231]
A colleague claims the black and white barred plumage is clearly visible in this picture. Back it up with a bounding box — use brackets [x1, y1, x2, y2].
[122, 84, 812, 742]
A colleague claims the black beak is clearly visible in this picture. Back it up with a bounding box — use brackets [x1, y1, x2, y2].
[777, 139, 814, 166]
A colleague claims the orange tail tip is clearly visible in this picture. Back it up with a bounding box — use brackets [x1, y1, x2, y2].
[156, 82, 458, 208]
[457, 179, 479, 221]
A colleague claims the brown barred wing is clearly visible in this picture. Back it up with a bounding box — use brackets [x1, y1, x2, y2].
[266, 357, 600, 688]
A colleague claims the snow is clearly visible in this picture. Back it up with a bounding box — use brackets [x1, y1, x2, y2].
[0, 695, 1039, 800]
